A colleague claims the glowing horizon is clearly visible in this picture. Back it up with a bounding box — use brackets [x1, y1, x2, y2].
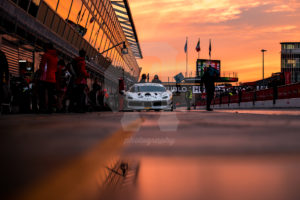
[129, 0, 300, 83]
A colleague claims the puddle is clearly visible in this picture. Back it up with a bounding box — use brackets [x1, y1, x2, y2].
[110, 155, 300, 200]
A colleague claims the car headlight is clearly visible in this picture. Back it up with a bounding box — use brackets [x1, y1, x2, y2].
[127, 96, 133, 100]
[162, 96, 169, 99]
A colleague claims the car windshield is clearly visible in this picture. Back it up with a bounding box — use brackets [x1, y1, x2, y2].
[130, 85, 166, 92]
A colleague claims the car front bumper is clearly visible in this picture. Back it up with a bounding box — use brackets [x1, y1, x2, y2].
[126, 99, 172, 110]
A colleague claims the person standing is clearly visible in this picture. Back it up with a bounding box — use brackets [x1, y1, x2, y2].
[65, 61, 77, 112]
[0, 49, 10, 106]
[185, 88, 193, 110]
[102, 88, 109, 110]
[39, 43, 58, 113]
[90, 77, 101, 108]
[139, 74, 146, 83]
[56, 59, 68, 112]
[201, 65, 219, 111]
[74, 49, 89, 112]
[151, 75, 162, 83]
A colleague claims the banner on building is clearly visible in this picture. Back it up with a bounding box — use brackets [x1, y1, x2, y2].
[164, 85, 202, 94]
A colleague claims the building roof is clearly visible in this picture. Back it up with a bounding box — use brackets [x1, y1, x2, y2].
[280, 42, 300, 44]
[111, 0, 143, 59]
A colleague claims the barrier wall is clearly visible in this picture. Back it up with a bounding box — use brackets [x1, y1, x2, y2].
[197, 83, 300, 108]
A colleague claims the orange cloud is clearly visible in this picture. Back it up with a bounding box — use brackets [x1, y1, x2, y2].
[129, 0, 300, 83]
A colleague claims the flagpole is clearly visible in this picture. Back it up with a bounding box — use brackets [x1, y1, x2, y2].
[209, 39, 211, 61]
[186, 37, 188, 77]
[198, 38, 200, 59]
[209, 39, 212, 66]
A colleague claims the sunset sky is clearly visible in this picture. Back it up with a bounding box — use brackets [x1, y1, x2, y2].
[129, 0, 300, 83]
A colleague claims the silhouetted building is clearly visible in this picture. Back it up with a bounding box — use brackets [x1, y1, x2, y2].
[281, 42, 300, 83]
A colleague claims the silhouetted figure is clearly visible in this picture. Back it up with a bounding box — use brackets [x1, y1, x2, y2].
[201, 66, 219, 111]
[39, 43, 58, 113]
[152, 74, 162, 83]
[18, 69, 31, 113]
[65, 61, 77, 112]
[56, 59, 69, 112]
[74, 49, 89, 112]
[185, 88, 192, 110]
[90, 77, 101, 108]
[102, 88, 110, 110]
[139, 74, 146, 83]
[0, 49, 9, 106]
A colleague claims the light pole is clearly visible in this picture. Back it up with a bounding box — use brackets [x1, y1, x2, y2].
[261, 49, 267, 88]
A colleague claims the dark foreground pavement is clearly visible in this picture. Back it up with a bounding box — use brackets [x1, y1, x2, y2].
[1, 109, 300, 200]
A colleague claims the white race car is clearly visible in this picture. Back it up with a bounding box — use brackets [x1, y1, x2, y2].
[125, 83, 173, 111]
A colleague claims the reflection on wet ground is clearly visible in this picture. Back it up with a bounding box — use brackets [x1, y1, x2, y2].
[116, 110, 300, 200]
[1, 110, 300, 200]
[124, 155, 300, 200]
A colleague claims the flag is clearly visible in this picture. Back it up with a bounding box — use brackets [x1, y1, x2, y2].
[209, 39, 211, 57]
[196, 39, 200, 52]
[184, 38, 187, 53]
